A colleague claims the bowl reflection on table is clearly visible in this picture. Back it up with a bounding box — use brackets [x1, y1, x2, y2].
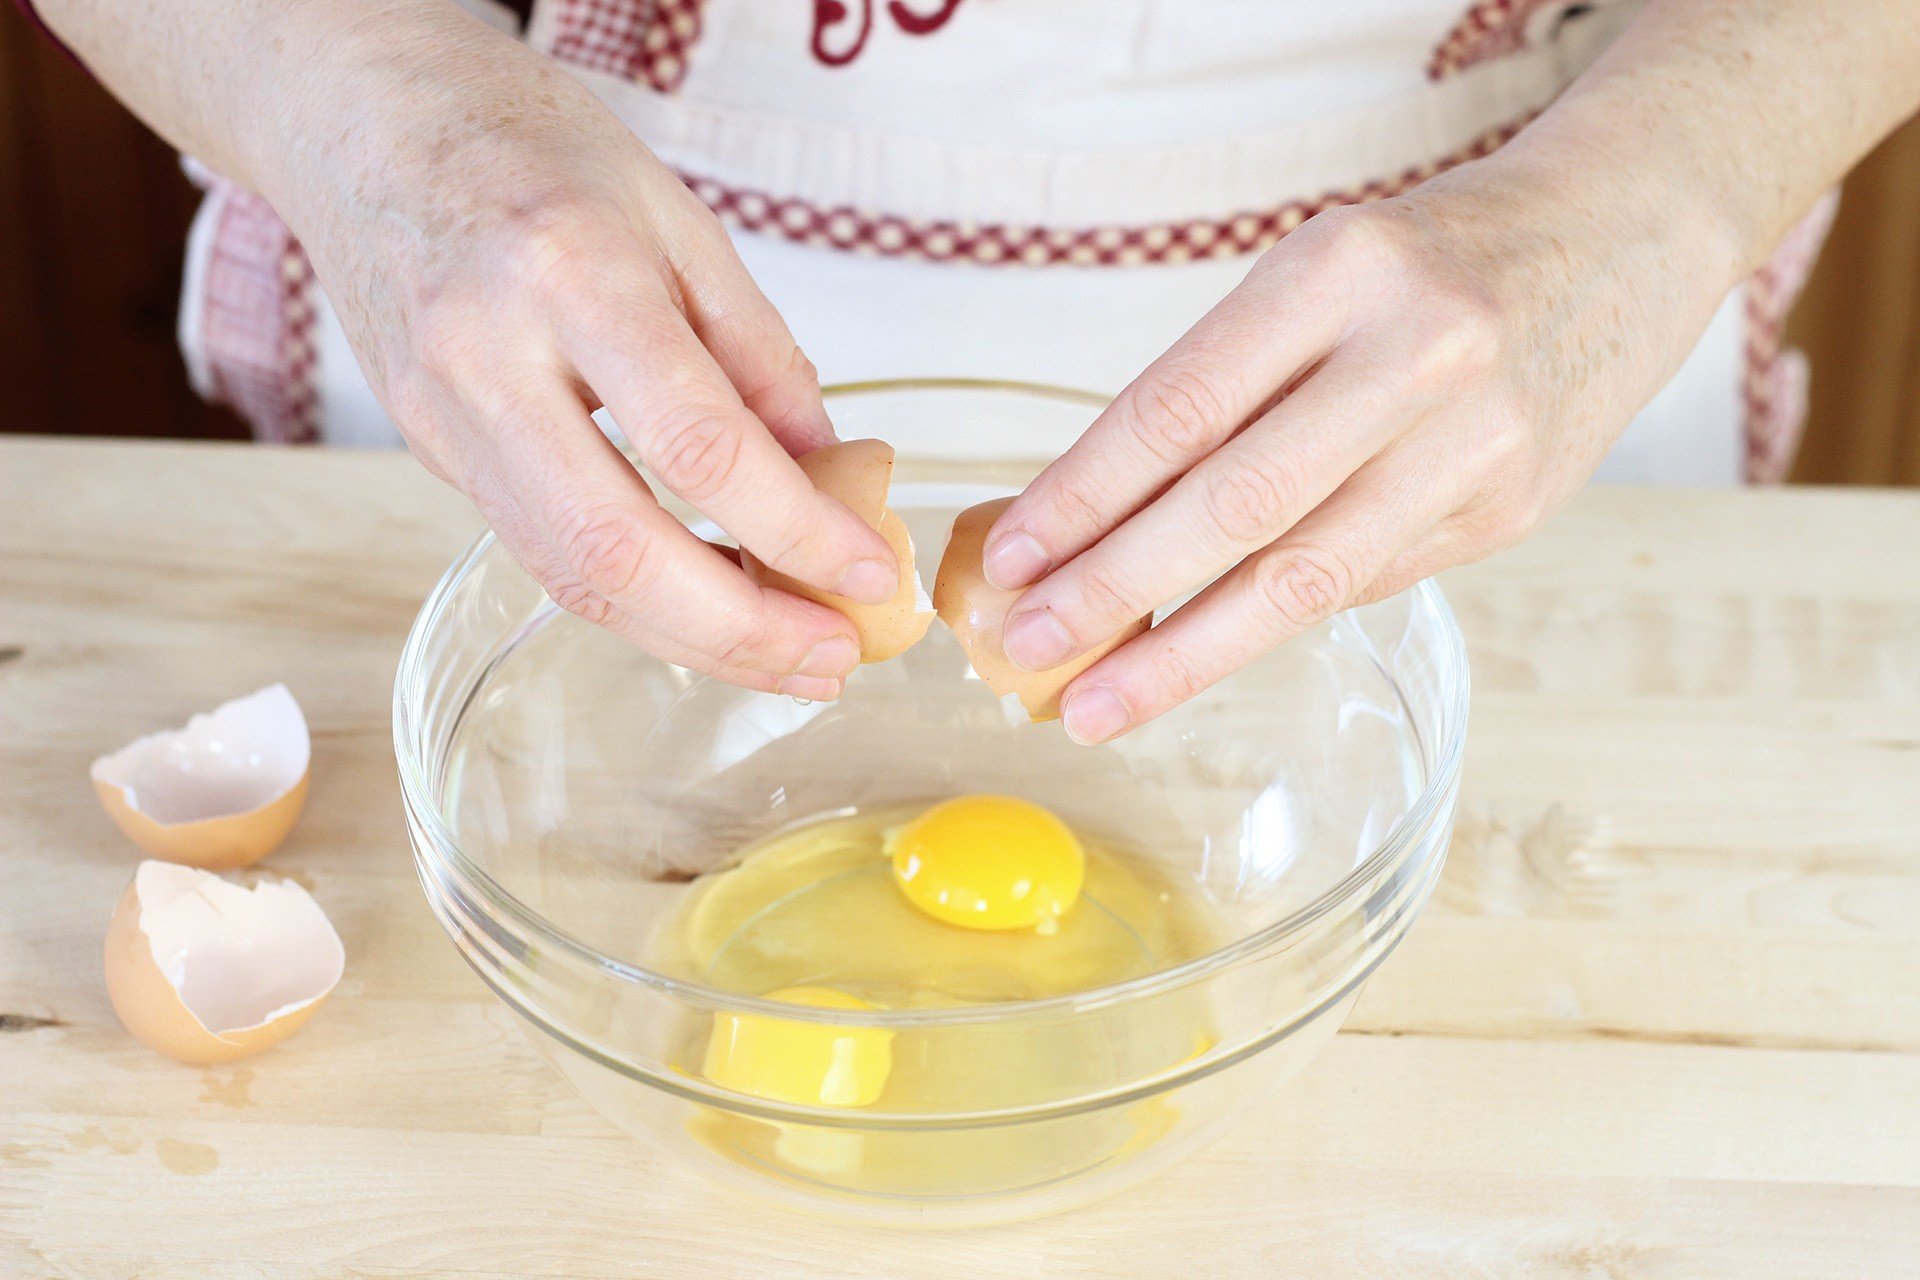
[395, 381, 1468, 1226]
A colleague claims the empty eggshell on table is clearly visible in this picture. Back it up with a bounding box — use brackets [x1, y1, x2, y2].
[89, 683, 309, 869]
[934, 497, 1150, 722]
[742, 439, 934, 664]
[103, 860, 344, 1065]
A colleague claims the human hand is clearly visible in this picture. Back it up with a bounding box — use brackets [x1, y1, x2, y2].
[979, 150, 1742, 743]
[264, 9, 893, 698]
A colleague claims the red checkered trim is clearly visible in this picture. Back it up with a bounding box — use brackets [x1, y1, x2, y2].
[550, 0, 705, 92]
[1742, 193, 1839, 483]
[198, 185, 320, 445]
[679, 117, 1531, 267]
[1427, 0, 1559, 80]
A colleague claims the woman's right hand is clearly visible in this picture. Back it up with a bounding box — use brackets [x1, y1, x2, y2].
[256, 6, 892, 698]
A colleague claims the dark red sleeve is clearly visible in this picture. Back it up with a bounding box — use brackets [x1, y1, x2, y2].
[10, 0, 87, 68]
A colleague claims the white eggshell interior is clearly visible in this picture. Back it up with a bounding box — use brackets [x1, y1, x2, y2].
[134, 860, 344, 1035]
[905, 533, 934, 615]
[92, 684, 309, 825]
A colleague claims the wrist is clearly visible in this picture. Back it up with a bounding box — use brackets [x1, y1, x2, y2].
[1377, 130, 1746, 430]
[1478, 118, 1750, 306]
[234, 3, 498, 229]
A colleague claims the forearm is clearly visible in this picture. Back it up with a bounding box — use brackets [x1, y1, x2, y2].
[1501, 0, 1920, 284]
[30, 0, 496, 206]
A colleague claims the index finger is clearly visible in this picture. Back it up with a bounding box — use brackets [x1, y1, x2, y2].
[561, 282, 900, 607]
[980, 245, 1351, 590]
[475, 379, 866, 693]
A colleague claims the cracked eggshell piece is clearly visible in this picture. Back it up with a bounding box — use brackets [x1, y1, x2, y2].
[743, 439, 935, 664]
[789, 436, 893, 527]
[90, 684, 310, 869]
[104, 860, 344, 1065]
[933, 497, 1150, 722]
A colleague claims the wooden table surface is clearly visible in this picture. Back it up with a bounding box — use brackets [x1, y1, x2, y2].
[4, 437, 1919, 1278]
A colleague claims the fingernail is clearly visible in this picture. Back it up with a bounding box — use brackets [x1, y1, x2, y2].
[793, 634, 860, 680]
[1062, 687, 1129, 745]
[778, 674, 844, 701]
[983, 531, 1050, 591]
[1003, 608, 1075, 671]
[833, 557, 897, 605]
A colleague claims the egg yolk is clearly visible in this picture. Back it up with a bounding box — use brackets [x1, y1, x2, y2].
[702, 985, 893, 1107]
[887, 795, 1085, 931]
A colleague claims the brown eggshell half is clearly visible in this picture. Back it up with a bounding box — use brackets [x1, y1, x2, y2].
[933, 497, 1150, 722]
[743, 439, 935, 664]
[91, 775, 309, 871]
[793, 437, 893, 527]
[747, 510, 934, 663]
[103, 861, 343, 1066]
[90, 684, 310, 869]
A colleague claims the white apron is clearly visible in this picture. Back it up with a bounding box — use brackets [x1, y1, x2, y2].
[178, 0, 1834, 483]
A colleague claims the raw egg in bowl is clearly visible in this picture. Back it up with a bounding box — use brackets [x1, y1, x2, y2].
[396, 380, 1467, 1226]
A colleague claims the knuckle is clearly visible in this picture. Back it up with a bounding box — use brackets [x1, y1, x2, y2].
[1245, 238, 1291, 281]
[711, 625, 774, 675]
[782, 343, 821, 392]
[382, 369, 444, 435]
[1074, 559, 1147, 629]
[1042, 472, 1112, 543]
[668, 187, 735, 247]
[409, 303, 483, 378]
[649, 406, 744, 503]
[545, 575, 618, 628]
[736, 340, 817, 414]
[1476, 404, 1537, 475]
[498, 199, 608, 301]
[1478, 492, 1549, 549]
[1151, 641, 1214, 707]
[558, 504, 657, 602]
[411, 436, 470, 490]
[1411, 287, 1505, 383]
[1252, 546, 1354, 631]
[1199, 455, 1297, 547]
[752, 514, 831, 577]
[1130, 368, 1232, 463]
[1314, 207, 1418, 281]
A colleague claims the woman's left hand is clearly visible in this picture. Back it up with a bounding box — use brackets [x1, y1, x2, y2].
[979, 150, 1743, 744]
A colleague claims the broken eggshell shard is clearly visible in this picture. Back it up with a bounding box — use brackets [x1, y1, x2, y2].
[933, 497, 1150, 722]
[742, 439, 935, 664]
[786, 436, 893, 528]
[89, 683, 310, 869]
[103, 860, 344, 1065]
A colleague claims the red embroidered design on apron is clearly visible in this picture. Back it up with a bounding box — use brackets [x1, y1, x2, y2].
[196, 183, 320, 445]
[678, 117, 1529, 265]
[812, 0, 975, 67]
[552, 0, 707, 91]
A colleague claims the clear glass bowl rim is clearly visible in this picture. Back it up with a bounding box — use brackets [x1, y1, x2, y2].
[393, 377, 1471, 1029]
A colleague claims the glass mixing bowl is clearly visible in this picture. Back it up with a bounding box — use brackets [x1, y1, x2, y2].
[395, 380, 1468, 1226]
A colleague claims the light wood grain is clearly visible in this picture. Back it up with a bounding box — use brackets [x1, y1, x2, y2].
[3, 438, 1918, 1276]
